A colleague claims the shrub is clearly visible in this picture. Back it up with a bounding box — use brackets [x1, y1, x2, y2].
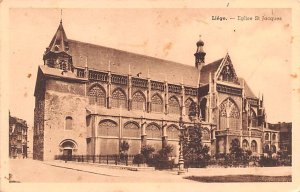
[141, 145, 155, 162]
[133, 154, 146, 166]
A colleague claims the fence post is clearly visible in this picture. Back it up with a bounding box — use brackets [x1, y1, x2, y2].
[93, 155, 95, 163]
[99, 155, 101, 164]
[115, 155, 117, 165]
[107, 155, 109, 165]
[82, 155, 84, 162]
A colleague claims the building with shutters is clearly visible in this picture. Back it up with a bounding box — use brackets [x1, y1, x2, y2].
[33, 20, 279, 161]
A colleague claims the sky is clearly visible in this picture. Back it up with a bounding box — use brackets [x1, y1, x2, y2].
[9, 8, 292, 126]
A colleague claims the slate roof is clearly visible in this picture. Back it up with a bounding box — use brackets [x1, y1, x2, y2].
[239, 78, 257, 99]
[200, 58, 223, 84]
[68, 39, 200, 86]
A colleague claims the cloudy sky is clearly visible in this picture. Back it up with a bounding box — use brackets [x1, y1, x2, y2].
[9, 8, 291, 125]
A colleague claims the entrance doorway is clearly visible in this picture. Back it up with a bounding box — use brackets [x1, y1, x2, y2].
[63, 149, 72, 160]
[59, 139, 77, 160]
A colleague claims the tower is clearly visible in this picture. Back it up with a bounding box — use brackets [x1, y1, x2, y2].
[194, 36, 206, 69]
[43, 20, 73, 72]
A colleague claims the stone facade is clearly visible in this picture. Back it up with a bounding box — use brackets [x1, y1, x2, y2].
[33, 21, 278, 161]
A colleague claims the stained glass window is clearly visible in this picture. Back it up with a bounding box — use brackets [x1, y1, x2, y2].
[132, 91, 146, 111]
[168, 96, 180, 114]
[88, 85, 106, 106]
[151, 94, 163, 113]
[146, 123, 161, 138]
[123, 122, 140, 138]
[166, 125, 179, 139]
[219, 98, 240, 130]
[111, 88, 127, 108]
[98, 120, 118, 137]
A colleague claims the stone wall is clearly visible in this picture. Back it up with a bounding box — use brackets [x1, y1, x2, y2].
[43, 79, 87, 160]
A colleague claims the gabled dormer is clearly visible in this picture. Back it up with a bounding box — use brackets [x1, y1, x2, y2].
[43, 20, 73, 72]
[215, 53, 239, 85]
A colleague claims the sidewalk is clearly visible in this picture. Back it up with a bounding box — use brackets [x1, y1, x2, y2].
[45, 160, 292, 178]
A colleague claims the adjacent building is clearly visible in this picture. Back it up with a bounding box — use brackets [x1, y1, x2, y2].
[268, 122, 292, 155]
[33, 21, 280, 161]
[9, 113, 28, 158]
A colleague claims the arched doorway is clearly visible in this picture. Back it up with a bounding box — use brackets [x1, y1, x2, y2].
[59, 139, 77, 160]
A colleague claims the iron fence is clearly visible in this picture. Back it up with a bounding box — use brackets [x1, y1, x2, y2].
[54, 154, 135, 166]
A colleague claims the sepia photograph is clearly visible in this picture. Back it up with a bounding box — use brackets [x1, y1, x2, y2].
[1, 1, 300, 192]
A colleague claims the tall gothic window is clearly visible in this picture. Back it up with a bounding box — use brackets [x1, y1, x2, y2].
[168, 96, 180, 114]
[132, 91, 146, 111]
[184, 98, 194, 116]
[251, 140, 257, 152]
[219, 98, 240, 130]
[98, 120, 118, 137]
[88, 85, 106, 106]
[200, 98, 207, 121]
[166, 125, 179, 140]
[111, 88, 127, 108]
[123, 121, 140, 138]
[151, 94, 163, 113]
[249, 108, 258, 127]
[65, 116, 73, 130]
[146, 123, 161, 139]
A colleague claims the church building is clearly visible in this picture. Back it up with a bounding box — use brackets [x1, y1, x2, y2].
[33, 21, 279, 161]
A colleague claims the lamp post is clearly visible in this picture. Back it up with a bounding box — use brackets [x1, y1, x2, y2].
[178, 117, 186, 175]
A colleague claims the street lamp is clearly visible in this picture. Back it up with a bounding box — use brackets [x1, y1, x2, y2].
[178, 117, 186, 175]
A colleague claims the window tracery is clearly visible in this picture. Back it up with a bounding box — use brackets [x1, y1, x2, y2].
[88, 85, 106, 106]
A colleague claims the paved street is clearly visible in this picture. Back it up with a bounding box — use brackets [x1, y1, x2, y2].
[9, 159, 291, 183]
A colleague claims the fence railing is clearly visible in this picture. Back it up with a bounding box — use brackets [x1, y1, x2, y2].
[55, 154, 135, 166]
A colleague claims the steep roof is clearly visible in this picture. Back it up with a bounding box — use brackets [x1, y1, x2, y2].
[200, 58, 223, 84]
[239, 78, 257, 99]
[68, 39, 199, 86]
[45, 21, 70, 54]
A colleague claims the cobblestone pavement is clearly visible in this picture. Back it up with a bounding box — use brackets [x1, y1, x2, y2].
[8, 159, 291, 183]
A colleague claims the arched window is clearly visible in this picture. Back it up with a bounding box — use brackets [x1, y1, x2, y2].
[265, 133, 269, 141]
[123, 121, 140, 138]
[88, 85, 106, 106]
[249, 108, 257, 127]
[168, 96, 180, 114]
[65, 116, 73, 130]
[146, 123, 161, 139]
[219, 98, 240, 130]
[272, 133, 276, 140]
[98, 120, 118, 137]
[151, 94, 163, 113]
[132, 91, 146, 111]
[200, 98, 207, 121]
[184, 98, 194, 116]
[111, 88, 127, 108]
[166, 125, 179, 140]
[242, 139, 249, 150]
[251, 140, 257, 152]
[202, 128, 210, 140]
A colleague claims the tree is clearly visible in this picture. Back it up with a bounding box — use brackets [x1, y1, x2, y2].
[182, 125, 211, 168]
[141, 145, 155, 161]
[119, 140, 130, 161]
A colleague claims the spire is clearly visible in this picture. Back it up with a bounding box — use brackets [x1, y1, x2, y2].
[43, 19, 73, 72]
[194, 35, 206, 69]
[46, 21, 69, 54]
